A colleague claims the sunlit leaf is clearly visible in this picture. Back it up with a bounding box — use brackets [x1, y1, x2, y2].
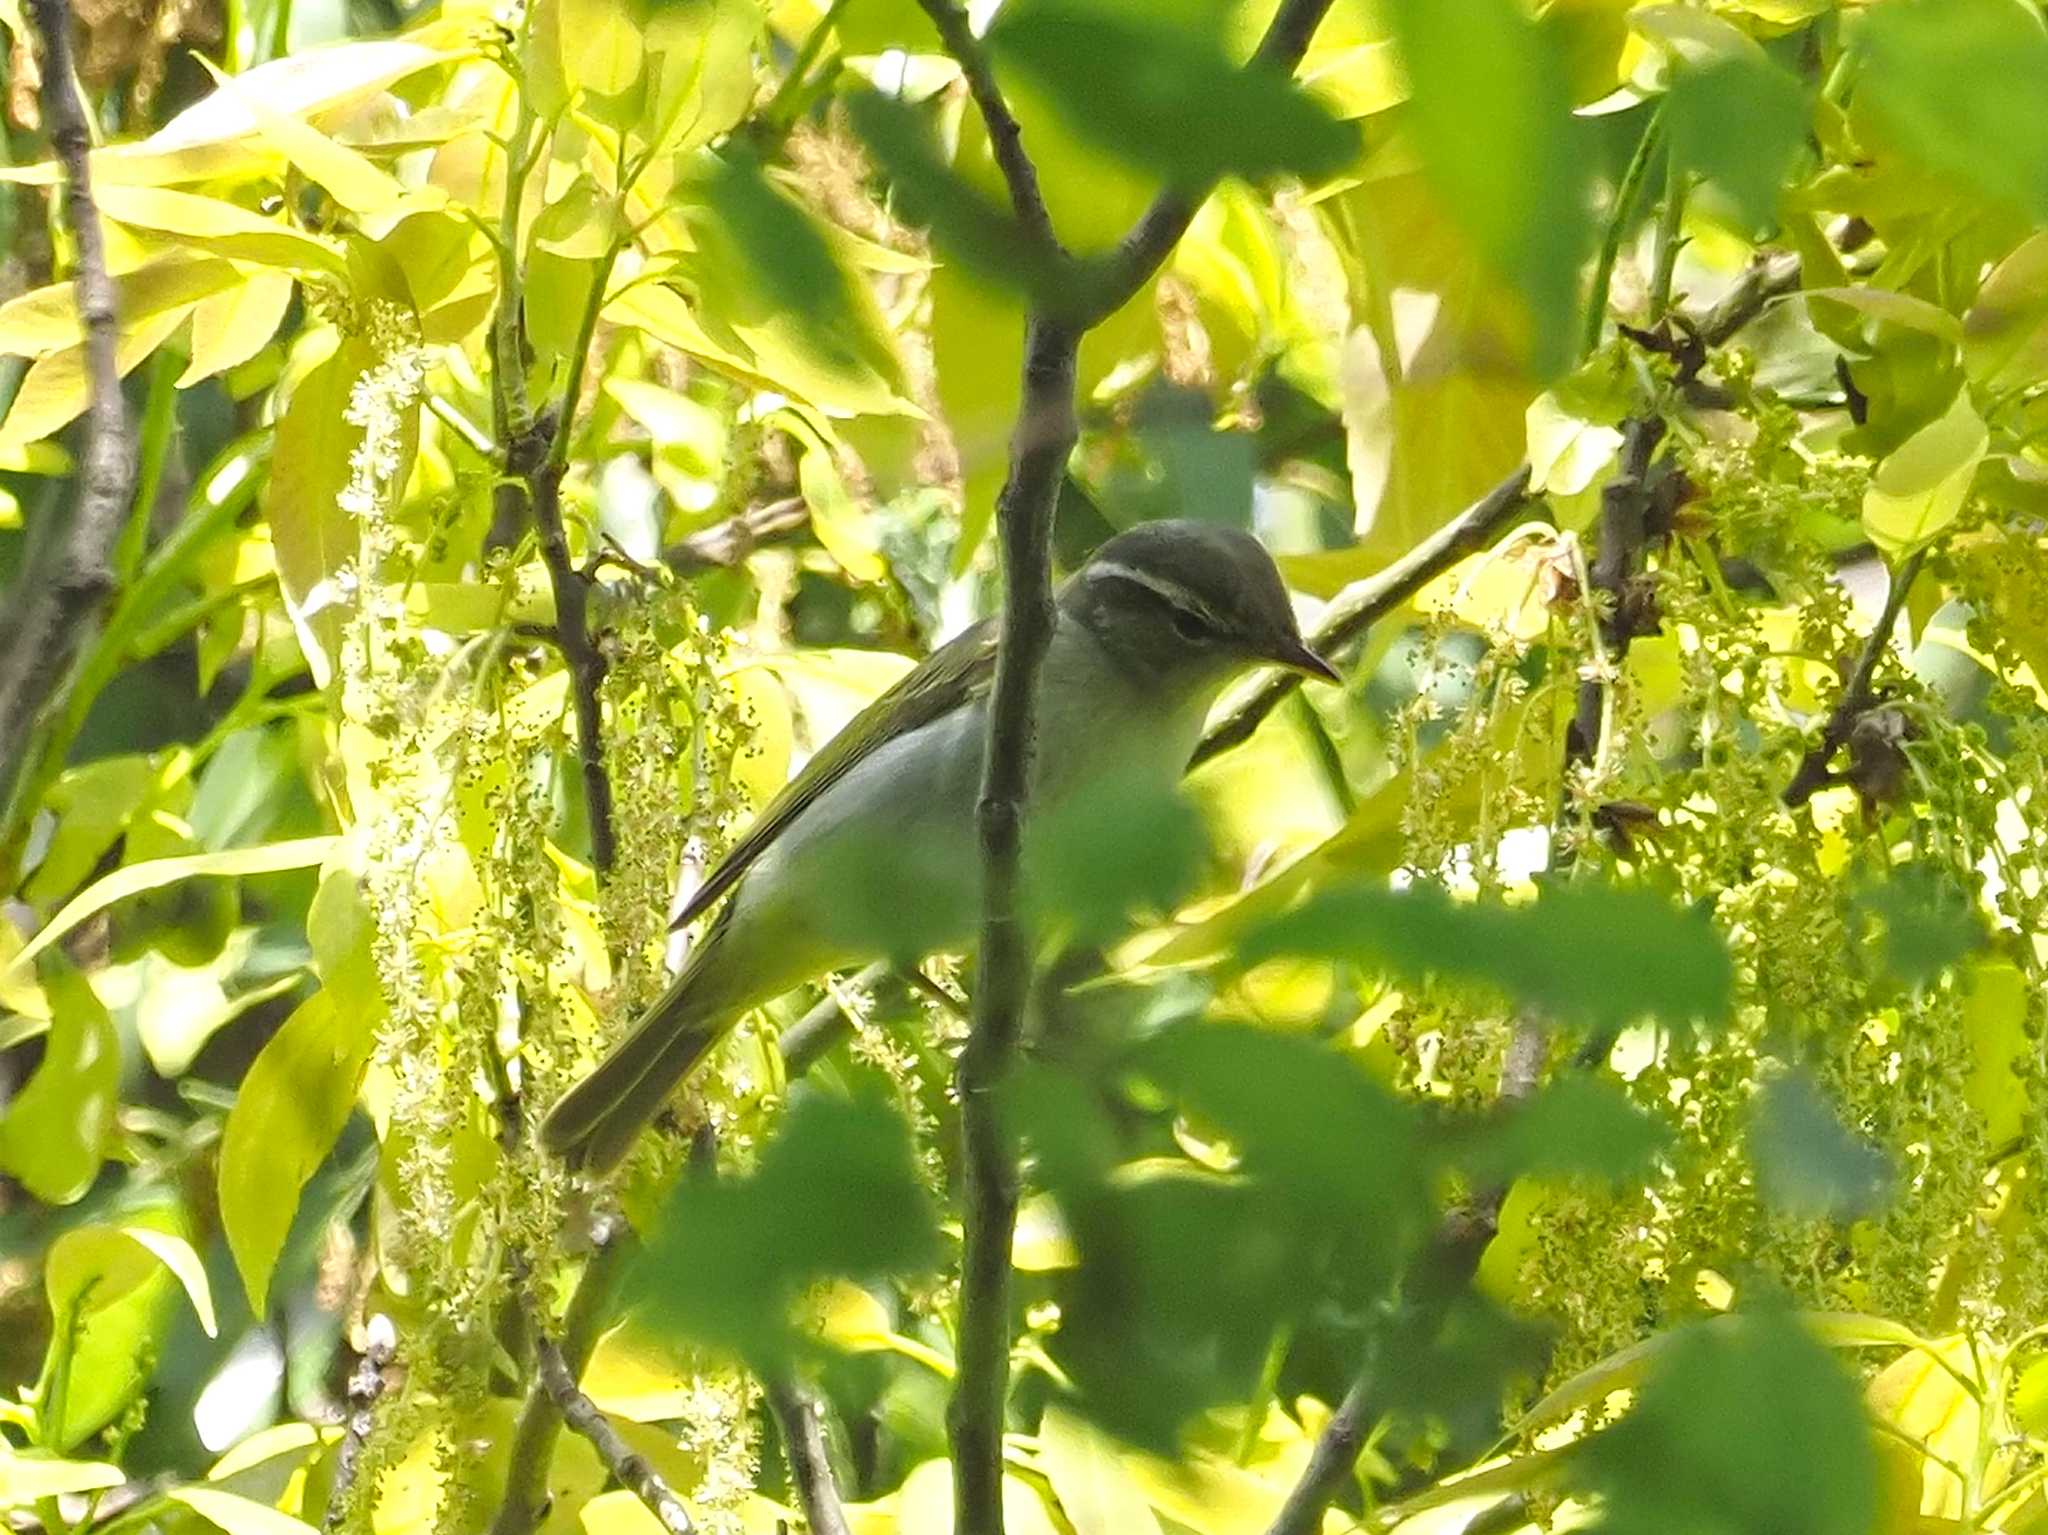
[94, 186, 350, 277]
[0, 1452, 125, 1509]
[0, 255, 242, 357]
[0, 307, 188, 449]
[172, 1485, 320, 1535]
[181, 272, 296, 387]
[1038, 1406, 1164, 1535]
[37, 1210, 195, 1448]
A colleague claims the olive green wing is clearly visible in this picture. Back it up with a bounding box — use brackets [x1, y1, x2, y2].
[671, 617, 999, 931]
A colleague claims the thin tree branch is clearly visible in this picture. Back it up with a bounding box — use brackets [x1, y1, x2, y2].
[951, 312, 1082, 1535]
[765, 1379, 853, 1535]
[1782, 546, 1927, 808]
[323, 1318, 397, 1531]
[912, 0, 1065, 259]
[0, 0, 135, 885]
[535, 1334, 697, 1535]
[1081, 0, 1337, 324]
[662, 497, 809, 574]
[1192, 469, 1535, 769]
[526, 242, 626, 873]
[489, 1223, 634, 1535]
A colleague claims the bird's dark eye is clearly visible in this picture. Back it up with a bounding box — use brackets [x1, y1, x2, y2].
[1170, 606, 1207, 643]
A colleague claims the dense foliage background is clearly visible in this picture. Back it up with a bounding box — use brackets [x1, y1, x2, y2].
[2, 0, 2046, 1533]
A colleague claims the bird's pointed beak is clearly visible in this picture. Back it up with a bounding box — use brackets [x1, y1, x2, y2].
[1267, 635, 1342, 685]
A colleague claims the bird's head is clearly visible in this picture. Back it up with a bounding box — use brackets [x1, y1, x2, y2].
[1061, 519, 1339, 695]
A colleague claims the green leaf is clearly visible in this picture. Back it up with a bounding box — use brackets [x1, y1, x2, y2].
[0, 835, 338, 1001]
[1855, 866, 1984, 985]
[843, 91, 1059, 302]
[1462, 1076, 1671, 1188]
[1243, 880, 1734, 1035]
[219, 991, 374, 1313]
[1749, 1072, 1891, 1221]
[0, 255, 242, 357]
[1023, 778, 1205, 947]
[1584, 1306, 1878, 1535]
[1380, 0, 1590, 370]
[1861, 388, 1986, 554]
[674, 147, 913, 417]
[627, 1092, 940, 1367]
[983, 0, 1359, 188]
[0, 964, 119, 1205]
[1853, 0, 2048, 221]
[1665, 54, 1809, 231]
[37, 1209, 194, 1449]
[20, 753, 160, 907]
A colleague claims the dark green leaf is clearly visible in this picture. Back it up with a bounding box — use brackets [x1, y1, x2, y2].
[843, 91, 1061, 301]
[984, 1, 1359, 189]
[1749, 1072, 1891, 1221]
[628, 1092, 940, 1367]
[1381, 0, 1591, 371]
[1244, 880, 1734, 1034]
[1854, 0, 2048, 220]
[1666, 55, 1809, 232]
[1584, 1306, 1877, 1535]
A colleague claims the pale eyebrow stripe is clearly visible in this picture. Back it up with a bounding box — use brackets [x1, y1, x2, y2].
[1085, 560, 1228, 630]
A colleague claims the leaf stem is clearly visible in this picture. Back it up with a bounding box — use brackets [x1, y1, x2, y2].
[1581, 105, 1666, 360]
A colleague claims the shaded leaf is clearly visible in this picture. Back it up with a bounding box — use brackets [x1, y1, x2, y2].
[627, 1093, 940, 1366]
[1460, 1075, 1671, 1189]
[1749, 1072, 1891, 1221]
[984, 1, 1359, 188]
[1665, 54, 1809, 231]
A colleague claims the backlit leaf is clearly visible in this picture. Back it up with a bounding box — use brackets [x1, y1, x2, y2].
[180, 272, 296, 386]
[0, 964, 119, 1205]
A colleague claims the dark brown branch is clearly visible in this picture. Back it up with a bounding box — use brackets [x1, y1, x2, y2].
[529, 458, 617, 872]
[0, 0, 136, 870]
[951, 313, 1082, 1535]
[662, 497, 809, 574]
[1782, 547, 1927, 808]
[912, 0, 1065, 258]
[765, 1380, 853, 1535]
[1193, 469, 1534, 769]
[324, 1319, 397, 1530]
[535, 1334, 696, 1535]
[1081, 0, 1337, 324]
[1564, 414, 1666, 775]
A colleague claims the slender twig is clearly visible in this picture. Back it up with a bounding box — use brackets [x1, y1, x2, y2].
[1193, 469, 1534, 768]
[535, 1334, 697, 1535]
[911, 0, 1064, 258]
[765, 1379, 853, 1535]
[662, 497, 809, 574]
[951, 312, 1082, 1535]
[323, 1318, 397, 1531]
[489, 1224, 634, 1535]
[0, 0, 135, 891]
[526, 240, 627, 873]
[1782, 547, 1928, 808]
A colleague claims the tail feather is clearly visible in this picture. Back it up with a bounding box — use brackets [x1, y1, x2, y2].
[540, 968, 731, 1172]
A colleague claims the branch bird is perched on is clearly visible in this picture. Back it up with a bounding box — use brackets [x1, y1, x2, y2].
[542, 519, 1338, 1170]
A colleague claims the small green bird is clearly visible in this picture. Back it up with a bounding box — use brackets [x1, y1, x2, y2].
[541, 519, 1338, 1170]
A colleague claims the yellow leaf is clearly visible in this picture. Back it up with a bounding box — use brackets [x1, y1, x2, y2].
[96, 185, 349, 277]
[1039, 1406, 1164, 1535]
[198, 55, 409, 215]
[0, 1451, 124, 1509]
[1863, 391, 1987, 554]
[794, 426, 886, 582]
[0, 307, 188, 448]
[181, 271, 295, 385]
[119, 1225, 219, 1337]
[172, 1485, 320, 1535]
[890, 1461, 1062, 1535]
[0, 255, 241, 357]
[559, 0, 645, 95]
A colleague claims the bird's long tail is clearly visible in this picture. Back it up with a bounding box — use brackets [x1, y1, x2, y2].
[539, 950, 735, 1173]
